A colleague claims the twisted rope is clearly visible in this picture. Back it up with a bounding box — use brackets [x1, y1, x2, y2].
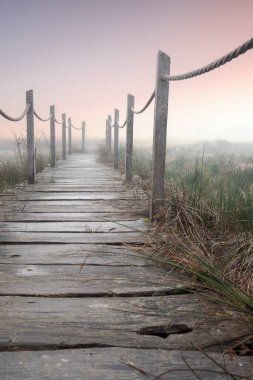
[116, 118, 126, 128]
[0, 103, 31, 122]
[71, 124, 82, 130]
[163, 37, 253, 81]
[34, 110, 52, 122]
[131, 90, 155, 114]
[55, 118, 62, 125]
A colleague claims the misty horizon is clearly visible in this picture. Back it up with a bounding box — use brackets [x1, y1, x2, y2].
[0, 0, 252, 145]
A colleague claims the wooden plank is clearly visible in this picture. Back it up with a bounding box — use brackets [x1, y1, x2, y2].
[0, 205, 131, 213]
[2, 192, 132, 201]
[0, 244, 147, 265]
[0, 199, 133, 208]
[0, 296, 250, 351]
[0, 264, 184, 296]
[0, 231, 143, 244]
[21, 186, 125, 192]
[0, 220, 145, 233]
[0, 212, 140, 222]
[0, 348, 251, 380]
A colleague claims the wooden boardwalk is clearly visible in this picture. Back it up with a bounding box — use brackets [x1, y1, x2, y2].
[0, 154, 252, 379]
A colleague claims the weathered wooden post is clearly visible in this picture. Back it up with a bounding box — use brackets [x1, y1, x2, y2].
[68, 117, 72, 155]
[107, 115, 112, 152]
[50, 105, 56, 167]
[62, 113, 66, 160]
[150, 51, 170, 221]
[114, 109, 119, 169]
[26, 89, 36, 184]
[82, 121, 86, 153]
[105, 119, 108, 149]
[125, 94, 134, 182]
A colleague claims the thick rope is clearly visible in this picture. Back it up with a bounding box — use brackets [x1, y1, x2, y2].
[34, 110, 51, 122]
[116, 118, 126, 128]
[0, 103, 31, 122]
[164, 37, 253, 81]
[55, 118, 62, 125]
[131, 90, 155, 114]
[71, 123, 82, 130]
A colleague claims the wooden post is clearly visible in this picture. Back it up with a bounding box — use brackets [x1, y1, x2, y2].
[26, 89, 36, 184]
[62, 113, 66, 160]
[114, 109, 119, 169]
[50, 105, 56, 167]
[82, 121, 86, 153]
[150, 51, 170, 221]
[105, 119, 108, 149]
[125, 94, 134, 182]
[107, 115, 112, 152]
[68, 118, 72, 155]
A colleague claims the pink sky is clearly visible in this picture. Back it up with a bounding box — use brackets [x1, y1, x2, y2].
[0, 0, 252, 147]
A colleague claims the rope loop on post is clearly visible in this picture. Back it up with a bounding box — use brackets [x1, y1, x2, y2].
[116, 117, 126, 128]
[34, 110, 52, 122]
[0, 103, 31, 122]
[131, 90, 155, 114]
[163, 37, 253, 82]
[55, 118, 62, 125]
[71, 123, 82, 130]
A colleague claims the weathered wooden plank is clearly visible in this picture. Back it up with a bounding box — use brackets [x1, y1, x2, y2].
[0, 220, 145, 233]
[21, 186, 125, 192]
[0, 199, 133, 208]
[0, 264, 175, 295]
[0, 348, 251, 380]
[0, 231, 143, 243]
[0, 244, 147, 265]
[0, 212, 139, 222]
[2, 192, 132, 201]
[0, 204, 131, 213]
[0, 296, 250, 351]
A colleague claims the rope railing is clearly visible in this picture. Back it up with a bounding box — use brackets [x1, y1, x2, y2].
[0, 103, 31, 122]
[0, 89, 86, 183]
[131, 90, 155, 114]
[34, 110, 52, 122]
[71, 123, 82, 130]
[104, 37, 252, 221]
[108, 119, 126, 128]
[163, 37, 253, 82]
[116, 117, 127, 128]
[55, 118, 62, 125]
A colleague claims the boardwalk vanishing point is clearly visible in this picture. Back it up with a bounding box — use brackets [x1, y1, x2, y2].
[0, 154, 252, 379]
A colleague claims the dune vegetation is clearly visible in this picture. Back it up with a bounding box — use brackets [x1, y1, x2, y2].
[98, 142, 253, 322]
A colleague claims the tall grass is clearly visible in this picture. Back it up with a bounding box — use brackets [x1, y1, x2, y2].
[126, 148, 253, 232]
[166, 155, 253, 231]
[97, 143, 253, 317]
[0, 137, 50, 192]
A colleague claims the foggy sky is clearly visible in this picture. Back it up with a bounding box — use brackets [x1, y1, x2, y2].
[0, 0, 252, 146]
